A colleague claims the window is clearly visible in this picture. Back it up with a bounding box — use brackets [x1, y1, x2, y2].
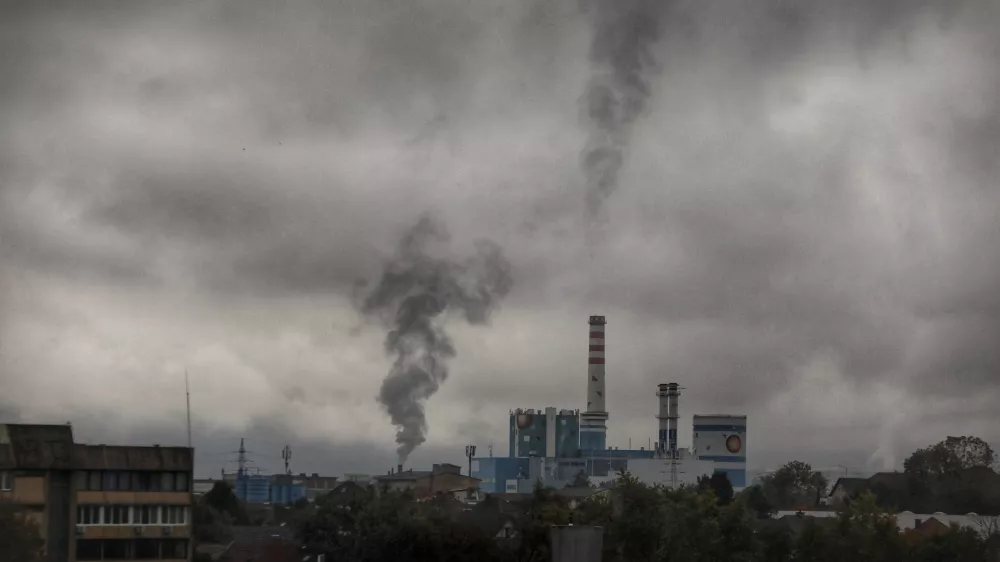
[134, 472, 159, 492]
[160, 472, 176, 492]
[0, 471, 10, 491]
[163, 506, 187, 525]
[103, 505, 131, 525]
[102, 471, 131, 491]
[174, 472, 189, 492]
[136, 505, 159, 525]
[75, 539, 103, 561]
[87, 471, 103, 491]
[77, 505, 101, 525]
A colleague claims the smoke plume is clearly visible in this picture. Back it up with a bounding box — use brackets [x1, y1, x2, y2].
[360, 215, 513, 464]
[580, 0, 666, 227]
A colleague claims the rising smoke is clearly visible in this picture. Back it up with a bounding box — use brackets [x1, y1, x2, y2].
[580, 0, 667, 228]
[360, 215, 513, 464]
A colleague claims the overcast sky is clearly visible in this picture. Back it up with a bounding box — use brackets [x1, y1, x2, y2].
[1, 0, 998, 478]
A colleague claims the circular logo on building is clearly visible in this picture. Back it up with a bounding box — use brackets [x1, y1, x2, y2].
[516, 414, 533, 429]
[725, 434, 742, 454]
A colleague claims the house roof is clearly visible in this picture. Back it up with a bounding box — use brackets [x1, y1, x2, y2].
[867, 471, 909, 490]
[830, 477, 870, 497]
[374, 469, 433, 481]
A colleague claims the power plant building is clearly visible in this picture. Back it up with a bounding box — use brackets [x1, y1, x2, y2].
[472, 315, 748, 492]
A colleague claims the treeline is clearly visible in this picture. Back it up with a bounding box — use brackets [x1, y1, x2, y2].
[294, 473, 999, 562]
[756, 436, 1000, 515]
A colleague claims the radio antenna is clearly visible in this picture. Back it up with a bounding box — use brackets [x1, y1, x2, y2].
[185, 369, 193, 449]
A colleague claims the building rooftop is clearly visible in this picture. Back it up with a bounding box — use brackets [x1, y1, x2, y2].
[0, 423, 192, 471]
[374, 469, 433, 482]
[829, 477, 871, 498]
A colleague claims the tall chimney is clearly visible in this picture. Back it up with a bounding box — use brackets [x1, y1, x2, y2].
[667, 383, 680, 459]
[397, 463, 403, 474]
[580, 315, 609, 451]
[656, 384, 670, 454]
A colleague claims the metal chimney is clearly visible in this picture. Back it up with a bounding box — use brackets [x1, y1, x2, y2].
[656, 384, 670, 454]
[667, 383, 680, 459]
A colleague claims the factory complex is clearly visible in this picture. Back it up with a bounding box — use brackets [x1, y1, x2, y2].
[471, 315, 748, 493]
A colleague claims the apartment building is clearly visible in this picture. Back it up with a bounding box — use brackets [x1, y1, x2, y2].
[0, 423, 193, 562]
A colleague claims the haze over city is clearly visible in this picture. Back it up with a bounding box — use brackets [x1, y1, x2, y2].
[1, 0, 998, 479]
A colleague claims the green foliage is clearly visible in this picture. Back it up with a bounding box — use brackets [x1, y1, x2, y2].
[300, 488, 501, 562]
[202, 481, 249, 525]
[759, 461, 828, 509]
[192, 502, 235, 543]
[908, 524, 993, 562]
[896, 435, 1000, 514]
[292, 468, 997, 562]
[0, 501, 44, 562]
[739, 485, 776, 519]
[905, 436, 996, 479]
[698, 471, 735, 506]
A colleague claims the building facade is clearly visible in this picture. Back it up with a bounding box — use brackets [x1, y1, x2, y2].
[0, 423, 193, 562]
[509, 408, 581, 459]
[692, 415, 748, 488]
[373, 463, 480, 498]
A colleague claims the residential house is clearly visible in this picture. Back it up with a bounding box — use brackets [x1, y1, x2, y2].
[828, 477, 871, 507]
[324, 481, 370, 509]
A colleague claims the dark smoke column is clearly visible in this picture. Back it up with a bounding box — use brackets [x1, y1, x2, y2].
[360, 215, 513, 465]
[580, 0, 665, 230]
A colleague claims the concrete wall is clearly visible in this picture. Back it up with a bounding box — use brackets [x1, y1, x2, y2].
[625, 458, 718, 488]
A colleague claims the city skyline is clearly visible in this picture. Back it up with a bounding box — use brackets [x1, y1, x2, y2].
[2, 0, 999, 479]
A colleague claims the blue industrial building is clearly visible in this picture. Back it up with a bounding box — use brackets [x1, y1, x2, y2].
[229, 472, 308, 504]
[471, 315, 748, 493]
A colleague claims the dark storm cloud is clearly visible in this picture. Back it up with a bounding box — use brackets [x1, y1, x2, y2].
[1, 0, 999, 471]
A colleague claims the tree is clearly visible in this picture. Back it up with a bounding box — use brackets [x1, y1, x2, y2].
[698, 471, 735, 506]
[566, 470, 593, 489]
[202, 481, 248, 525]
[909, 524, 992, 562]
[760, 461, 828, 509]
[905, 436, 996, 479]
[827, 492, 906, 562]
[738, 485, 776, 519]
[0, 502, 44, 562]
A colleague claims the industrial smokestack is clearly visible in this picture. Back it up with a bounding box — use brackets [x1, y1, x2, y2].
[581, 316, 609, 451]
[587, 316, 606, 412]
[397, 463, 403, 474]
[667, 383, 680, 459]
[656, 383, 669, 454]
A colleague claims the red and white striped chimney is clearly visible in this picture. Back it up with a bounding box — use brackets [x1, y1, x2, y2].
[581, 315, 609, 451]
[586, 316, 607, 414]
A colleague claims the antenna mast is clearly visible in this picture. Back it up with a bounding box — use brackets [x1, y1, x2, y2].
[185, 369, 192, 449]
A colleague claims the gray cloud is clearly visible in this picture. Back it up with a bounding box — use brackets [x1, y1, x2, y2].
[1, 0, 998, 473]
